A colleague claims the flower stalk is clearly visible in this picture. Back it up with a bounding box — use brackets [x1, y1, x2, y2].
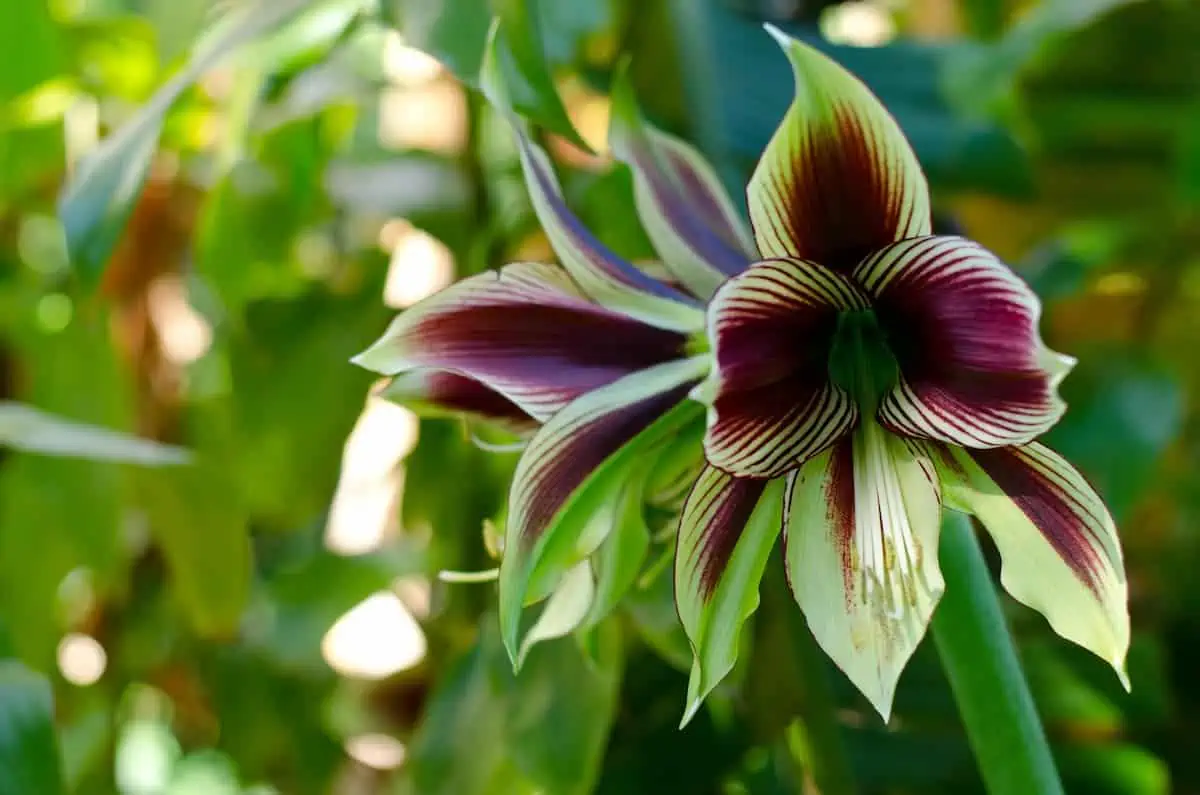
[931, 511, 1065, 795]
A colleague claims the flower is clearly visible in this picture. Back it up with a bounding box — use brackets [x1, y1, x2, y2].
[353, 46, 755, 663]
[675, 26, 1129, 721]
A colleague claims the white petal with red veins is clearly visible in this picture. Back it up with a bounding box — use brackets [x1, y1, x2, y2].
[784, 424, 944, 720]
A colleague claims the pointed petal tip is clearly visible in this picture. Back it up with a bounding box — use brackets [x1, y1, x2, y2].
[762, 22, 791, 49]
[1116, 663, 1132, 692]
[679, 697, 703, 729]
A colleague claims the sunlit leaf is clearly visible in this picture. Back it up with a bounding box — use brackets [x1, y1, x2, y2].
[0, 402, 189, 465]
[57, 0, 317, 285]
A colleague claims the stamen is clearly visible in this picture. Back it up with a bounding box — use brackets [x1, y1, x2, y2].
[853, 423, 930, 623]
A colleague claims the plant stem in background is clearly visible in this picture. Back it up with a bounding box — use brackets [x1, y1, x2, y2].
[783, 591, 858, 795]
[931, 512, 1065, 795]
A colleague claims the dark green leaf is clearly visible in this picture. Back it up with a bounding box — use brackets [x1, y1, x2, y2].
[0, 661, 64, 795]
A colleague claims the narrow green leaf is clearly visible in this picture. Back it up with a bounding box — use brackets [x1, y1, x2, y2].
[0, 402, 189, 466]
[0, 661, 65, 795]
[490, 1, 593, 150]
[57, 0, 316, 285]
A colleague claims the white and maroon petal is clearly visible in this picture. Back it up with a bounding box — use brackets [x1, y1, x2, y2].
[784, 424, 944, 720]
[940, 443, 1129, 686]
[856, 236, 1075, 448]
[508, 118, 705, 332]
[352, 262, 688, 422]
[747, 27, 931, 273]
[377, 369, 536, 431]
[479, 32, 703, 331]
[609, 66, 753, 299]
[498, 357, 707, 659]
[674, 466, 782, 724]
[703, 258, 867, 478]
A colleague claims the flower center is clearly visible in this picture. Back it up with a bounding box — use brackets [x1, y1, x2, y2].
[827, 309, 899, 411]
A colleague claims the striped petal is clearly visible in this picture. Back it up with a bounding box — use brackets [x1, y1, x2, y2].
[675, 466, 782, 725]
[855, 236, 1075, 448]
[498, 357, 707, 661]
[352, 262, 687, 422]
[940, 443, 1129, 685]
[377, 369, 536, 431]
[748, 27, 931, 272]
[608, 64, 753, 299]
[508, 129, 705, 331]
[479, 30, 702, 330]
[703, 258, 867, 478]
[784, 425, 944, 720]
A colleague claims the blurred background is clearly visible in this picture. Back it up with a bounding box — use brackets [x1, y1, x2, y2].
[0, 0, 1197, 792]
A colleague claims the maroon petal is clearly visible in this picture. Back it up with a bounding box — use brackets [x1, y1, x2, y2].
[353, 262, 687, 421]
[703, 258, 867, 477]
[748, 30, 931, 272]
[377, 369, 536, 430]
[856, 236, 1075, 448]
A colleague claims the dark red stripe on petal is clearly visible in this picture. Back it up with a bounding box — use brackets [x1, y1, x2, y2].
[966, 445, 1107, 594]
[750, 102, 926, 273]
[862, 237, 1069, 448]
[516, 133, 696, 303]
[703, 259, 862, 477]
[825, 438, 856, 596]
[369, 263, 687, 421]
[680, 473, 768, 598]
[518, 385, 692, 547]
[380, 370, 535, 428]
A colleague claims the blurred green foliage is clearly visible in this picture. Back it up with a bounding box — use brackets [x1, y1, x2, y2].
[0, 0, 1194, 792]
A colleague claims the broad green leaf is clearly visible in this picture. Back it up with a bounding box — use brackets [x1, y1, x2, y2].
[943, 0, 1142, 117]
[384, 0, 589, 147]
[0, 0, 66, 103]
[57, 0, 317, 285]
[0, 312, 132, 663]
[398, 616, 622, 795]
[0, 661, 64, 795]
[137, 456, 252, 637]
[0, 402, 189, 465]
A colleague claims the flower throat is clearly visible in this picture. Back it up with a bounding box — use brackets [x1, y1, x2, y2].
[827, 310, 900, 412]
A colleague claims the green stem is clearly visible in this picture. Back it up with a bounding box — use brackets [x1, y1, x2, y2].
[784, 601, 858, 795]
[931, 512, 1064, 795]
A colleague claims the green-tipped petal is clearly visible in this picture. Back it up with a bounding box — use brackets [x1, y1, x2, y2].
[499, 357, 707, 662]
[749, 27, 931, 272]
[352, 262, 688, 422]
[580, 476, 653, 631]
[784, 425, 944, 720]
[517, 559, 596, 667]
[941, 443, 1130, 686]
[675, 467, 782, 725]
[608, 63, 753, 299]
[481, 30, 704, 332]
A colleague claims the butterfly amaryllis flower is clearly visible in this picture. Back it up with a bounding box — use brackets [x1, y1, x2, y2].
[353, 48, 756, 663]
[675, 27, 1130, 723]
